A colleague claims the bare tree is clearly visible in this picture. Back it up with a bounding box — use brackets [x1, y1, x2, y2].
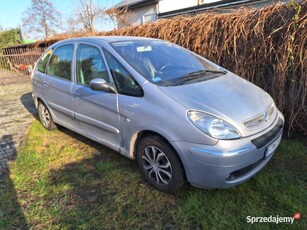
[70, 0, 105, 33]
[65, 17, 83, 34]
[21, 0, 62, 39]
[106, 6, 132, 30]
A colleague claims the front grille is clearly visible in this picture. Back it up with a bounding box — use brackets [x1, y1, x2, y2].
[244, 104, 275, 129]
[251, 118, 283, 149]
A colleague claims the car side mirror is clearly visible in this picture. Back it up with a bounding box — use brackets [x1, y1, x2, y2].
[89, 78, 116, 93]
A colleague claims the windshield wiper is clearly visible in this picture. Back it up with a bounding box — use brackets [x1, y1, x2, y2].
[173, 70, 227, 86]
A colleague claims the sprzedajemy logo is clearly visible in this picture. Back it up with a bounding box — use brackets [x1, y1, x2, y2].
[247, 213, 301, 224]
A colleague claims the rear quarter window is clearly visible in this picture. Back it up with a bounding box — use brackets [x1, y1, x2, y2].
[37, 48, 53, 73]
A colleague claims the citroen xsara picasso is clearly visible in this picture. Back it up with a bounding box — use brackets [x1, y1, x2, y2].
[32, 36, 284, 193]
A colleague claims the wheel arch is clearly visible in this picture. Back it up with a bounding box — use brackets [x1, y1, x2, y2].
[36, 97, 46, 108]
[36, 97, 57, 122]
[131, 130, 187, 179]
[36, 97, 54, 112]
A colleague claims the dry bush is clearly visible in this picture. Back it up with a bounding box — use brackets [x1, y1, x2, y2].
[36, 1, 307, 137]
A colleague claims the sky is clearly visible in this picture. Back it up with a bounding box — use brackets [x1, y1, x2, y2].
[0, 0, 121, 35]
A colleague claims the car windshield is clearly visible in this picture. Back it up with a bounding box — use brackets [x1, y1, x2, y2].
[110, 40, 226, 86]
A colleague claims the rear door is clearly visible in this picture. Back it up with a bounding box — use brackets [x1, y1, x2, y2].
[33, 48, 54, 102]
[42, 44, 78, 129]
[72, 43, 121, 150]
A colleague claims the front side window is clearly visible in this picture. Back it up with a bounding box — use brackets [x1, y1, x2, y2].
[104, 49, 143, 97]
[46, 44, 74, 81]
[111, 40, 225, 86]
[76, 44, 109, 85]
[37, 48, 53, 73]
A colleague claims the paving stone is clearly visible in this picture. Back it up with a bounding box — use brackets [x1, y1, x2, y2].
[0, 81, 35, 175]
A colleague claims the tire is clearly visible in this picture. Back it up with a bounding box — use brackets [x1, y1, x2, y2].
[137, 135, 185, 193]
[38, 101, 56, 130]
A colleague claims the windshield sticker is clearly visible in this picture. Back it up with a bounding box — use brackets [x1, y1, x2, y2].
[137, 46, 152, 52]
[152, 77, 161, 82]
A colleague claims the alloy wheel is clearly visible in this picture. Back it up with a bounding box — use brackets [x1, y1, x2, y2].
[39, 103, 51, 128]
[141, 146, 173, 185]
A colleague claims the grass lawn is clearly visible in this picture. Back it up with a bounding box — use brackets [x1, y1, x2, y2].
[0, 120, 306, 229]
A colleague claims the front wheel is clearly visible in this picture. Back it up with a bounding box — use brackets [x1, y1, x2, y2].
[137, 135, 185, 193]
[38, 101, 56, 130]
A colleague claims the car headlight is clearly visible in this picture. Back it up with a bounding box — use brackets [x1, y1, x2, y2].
[187, 111, 241, 140]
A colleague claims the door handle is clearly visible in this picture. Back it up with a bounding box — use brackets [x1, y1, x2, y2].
[73, 92, 81, 98]
[43, 81, 49, 87]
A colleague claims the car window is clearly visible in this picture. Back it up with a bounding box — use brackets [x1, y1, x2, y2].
[37, 48, 53, 73]
[111, 40, 224, 86]
[103, 49, 143, 97]
[76, 44, 109, 85]
[46, 44, 74, 81]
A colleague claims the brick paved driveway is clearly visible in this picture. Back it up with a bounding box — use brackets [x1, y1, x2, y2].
[0, 74, 36, 175]
[0, 69, 30, 86]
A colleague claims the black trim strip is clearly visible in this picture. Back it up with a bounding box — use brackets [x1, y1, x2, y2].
[226, 158, 263, 181]
[251, 118, 283, 149]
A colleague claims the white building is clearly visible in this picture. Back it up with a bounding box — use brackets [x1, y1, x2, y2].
[110, 0, 292, 29]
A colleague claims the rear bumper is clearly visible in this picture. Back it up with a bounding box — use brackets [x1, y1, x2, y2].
[32, 92, 38, 108]
[172, 112, 284, 189]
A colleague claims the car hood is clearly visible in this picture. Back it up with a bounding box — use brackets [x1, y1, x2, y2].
[159, 72, 276, 137]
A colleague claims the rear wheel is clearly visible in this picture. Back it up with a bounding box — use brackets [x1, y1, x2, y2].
[38, 101, 56, 130]
[137, 135, 185, 193]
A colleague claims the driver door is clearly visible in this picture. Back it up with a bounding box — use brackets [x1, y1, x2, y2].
[72, 43, 121, 150]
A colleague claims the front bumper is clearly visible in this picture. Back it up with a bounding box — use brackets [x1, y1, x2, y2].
[172, 113, 284, 189]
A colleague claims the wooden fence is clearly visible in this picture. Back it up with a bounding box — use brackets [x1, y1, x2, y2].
[0, 47, 45, 76]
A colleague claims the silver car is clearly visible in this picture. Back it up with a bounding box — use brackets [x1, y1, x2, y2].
[32, 36, 284, 193]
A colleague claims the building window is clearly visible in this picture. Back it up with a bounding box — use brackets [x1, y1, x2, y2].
[142, 13, 157, 24]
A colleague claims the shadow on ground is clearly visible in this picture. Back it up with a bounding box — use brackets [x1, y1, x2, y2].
[0, 91, 36, 229]
[20, 92, 37, 119]
[45, 125, 148, 228]
[0, 135, 29, 229]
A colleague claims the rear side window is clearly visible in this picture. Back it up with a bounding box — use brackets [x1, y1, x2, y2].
[76, 44, 109, 85]
[46, 45, 74, 81]
[37, 48, 53, 73]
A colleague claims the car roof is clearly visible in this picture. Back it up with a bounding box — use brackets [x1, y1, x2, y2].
[54, 36, 160, 45]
